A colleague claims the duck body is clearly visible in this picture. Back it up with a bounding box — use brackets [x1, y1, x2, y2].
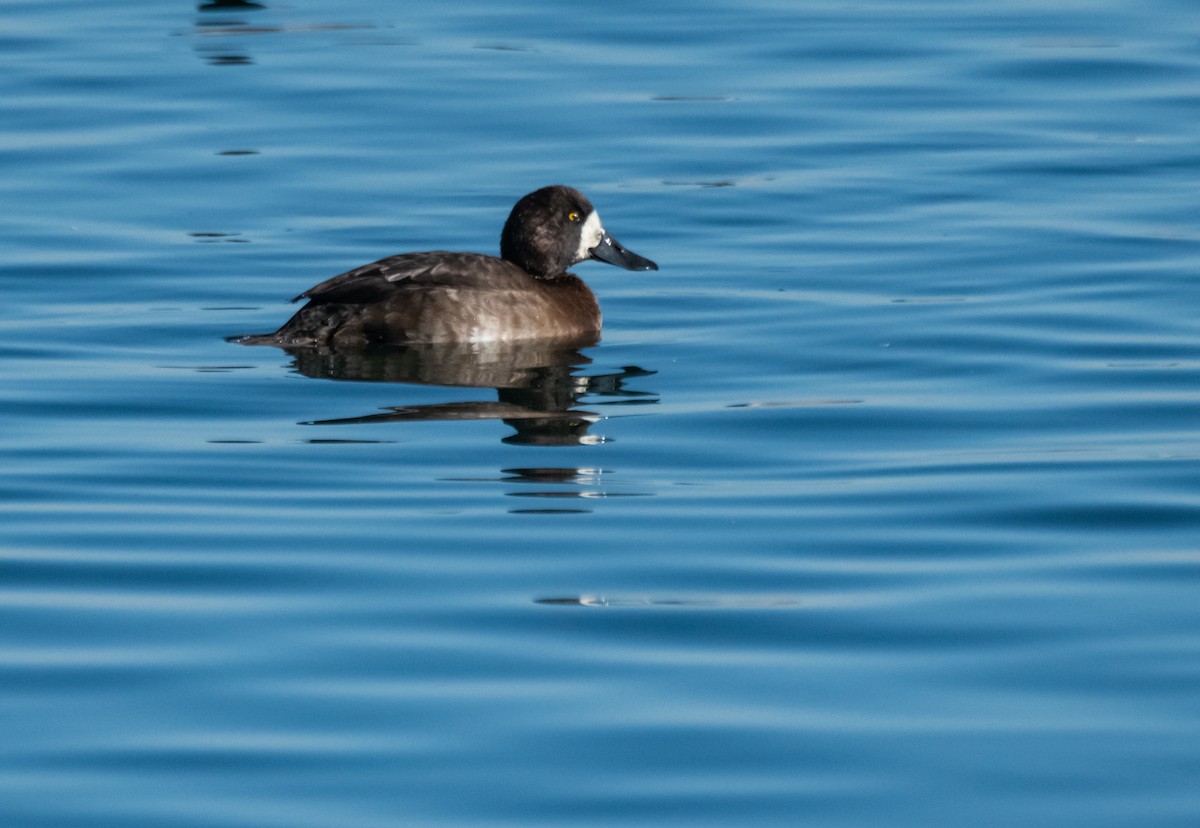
[238, 186, 656, 348]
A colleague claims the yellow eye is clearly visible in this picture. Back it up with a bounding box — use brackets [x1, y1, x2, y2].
[567, 211, 580, 222]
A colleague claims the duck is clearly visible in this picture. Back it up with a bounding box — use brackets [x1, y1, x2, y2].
[236, 185, 657, 348]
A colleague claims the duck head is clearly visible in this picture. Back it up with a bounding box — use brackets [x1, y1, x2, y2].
[500, 185, 659, 278]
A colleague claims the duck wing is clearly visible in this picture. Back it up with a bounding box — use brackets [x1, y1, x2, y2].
[292, 252, 526, 306]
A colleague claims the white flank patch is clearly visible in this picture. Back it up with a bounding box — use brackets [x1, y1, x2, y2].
[468, 325, 504, 344]
[574, 210, 604, 263]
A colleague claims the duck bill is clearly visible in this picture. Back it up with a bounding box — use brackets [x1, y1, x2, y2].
[589, 233, 658, 271]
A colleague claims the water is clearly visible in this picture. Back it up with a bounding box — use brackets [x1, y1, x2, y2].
[3, 0, 1200, 825]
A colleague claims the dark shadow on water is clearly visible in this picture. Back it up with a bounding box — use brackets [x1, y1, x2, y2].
[190, 2, 397, 67]
[441, 466, 654, 514]
[272, 341, 657, 446]
[199, 1, 266, 9]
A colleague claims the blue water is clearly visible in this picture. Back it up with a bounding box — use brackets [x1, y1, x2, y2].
[4, 0, 1200, 825]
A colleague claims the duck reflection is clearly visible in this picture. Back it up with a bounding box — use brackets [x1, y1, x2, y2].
[279, 341, 656, 446]
[445, 467, 652, 515]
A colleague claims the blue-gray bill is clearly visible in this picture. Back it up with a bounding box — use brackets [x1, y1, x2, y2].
[590, 233, 658, 271]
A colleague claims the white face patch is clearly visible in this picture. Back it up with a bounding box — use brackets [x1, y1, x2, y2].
[574, 210, 605, 263]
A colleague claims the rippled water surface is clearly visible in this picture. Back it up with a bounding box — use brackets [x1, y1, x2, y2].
[4, 0, 1200, 825]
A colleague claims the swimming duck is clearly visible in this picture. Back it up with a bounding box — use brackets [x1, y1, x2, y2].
[237, 185, 657, 347]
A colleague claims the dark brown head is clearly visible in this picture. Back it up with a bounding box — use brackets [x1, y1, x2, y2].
[499, 185, 658, 278]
